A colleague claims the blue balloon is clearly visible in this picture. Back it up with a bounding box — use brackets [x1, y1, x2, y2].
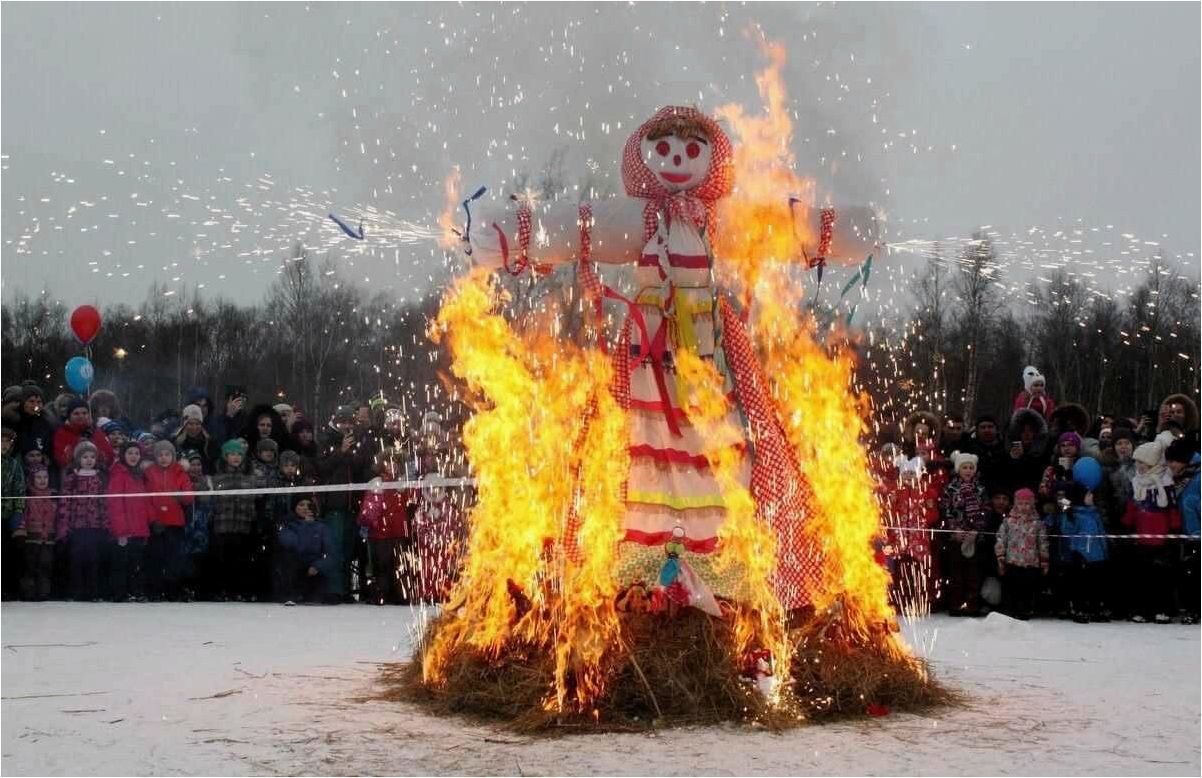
[1072, 456, 1103, 491]
[64, 356, 94, 394]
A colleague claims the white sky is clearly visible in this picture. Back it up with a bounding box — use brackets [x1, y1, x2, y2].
[2, 2, 1198, 307]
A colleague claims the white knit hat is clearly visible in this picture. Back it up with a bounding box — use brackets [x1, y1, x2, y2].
[951, 450, 979, 470]
[181, 404, 204, 422]
[1133, 441, 1165, 468]
[1023, 366, 1045, 392]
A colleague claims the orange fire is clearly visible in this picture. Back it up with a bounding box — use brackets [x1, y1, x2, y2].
[422, 39, 906, 715]
[714, 40, 817, 298]
[423, 270, 628, 709]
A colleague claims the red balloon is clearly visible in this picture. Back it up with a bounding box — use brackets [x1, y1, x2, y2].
[70, 305, 102, 345]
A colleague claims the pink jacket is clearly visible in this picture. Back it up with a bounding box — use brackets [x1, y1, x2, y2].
[1013, 391, 1056, 420]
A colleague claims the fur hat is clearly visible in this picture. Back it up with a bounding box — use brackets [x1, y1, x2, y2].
[181, 404, 205, 423]
[256, 438, 279, 454]
[1022, 366, 1045, 392]
[20, 384, 45, 402]
[279, 449, 301, 468]
[273, 403, 292, 416]
[951, 450, 979, 470]
[3, 386, 24, 404]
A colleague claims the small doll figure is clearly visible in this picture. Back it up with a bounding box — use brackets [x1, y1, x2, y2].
[650, 526, 721, 617]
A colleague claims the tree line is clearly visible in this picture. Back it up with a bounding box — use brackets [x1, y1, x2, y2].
[2, 233, 1198, 437]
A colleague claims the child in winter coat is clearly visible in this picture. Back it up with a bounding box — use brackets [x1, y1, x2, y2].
[275, 495, 338, 605]
[1054, 484, 1109, 623]
[105, 442, 155, 601]
[995, 488, 1049, 620]
[250, 439, 283, 601]
[180, 452, 212, 601]
[210, 439, 263, 601]
[2, 425, 25, 600]
[57, 441, 109, 601]
[1122, 441, 1181, 623]
[18, 465, 56, 600]
[357, 460, 415, 605]
[143, 440, 194, 601]
[1166, 439, 1199, 624]
[939, 451, 990, 616]
[1013, 366, 1055, 421]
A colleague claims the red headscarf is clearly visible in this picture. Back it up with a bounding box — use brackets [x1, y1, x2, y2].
[621, 106, 734, 242]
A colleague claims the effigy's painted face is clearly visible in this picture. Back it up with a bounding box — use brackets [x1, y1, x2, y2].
[640, 132, 712, 193]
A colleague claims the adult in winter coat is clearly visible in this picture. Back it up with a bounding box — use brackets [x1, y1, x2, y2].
[964, 415, 1009, 495]
[275, 495, 339, 604]
[240, 404, 295, 457]
[317, 406, 373, 598]
[1003, 408, 1049, 493]
[105, 443, 155, 601]
[173, 404, 219, 474]
[52, 399, 116, 471]
[1158, 393, 1200, 449]
[4, 385, 56, 471]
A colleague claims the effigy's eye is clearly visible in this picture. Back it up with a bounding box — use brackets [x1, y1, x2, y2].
[655, 141, 671, 157]
[686, 142, 701, 159]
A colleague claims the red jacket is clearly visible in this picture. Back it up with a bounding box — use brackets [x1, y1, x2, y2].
[106, 463, 155, 539]
[1012, 391, 1056, 421]
[357, 487, 412, 540]
[53, 423, 116, 470]
[1121, 498, 1181, 547]
[143, 463, 194, 528]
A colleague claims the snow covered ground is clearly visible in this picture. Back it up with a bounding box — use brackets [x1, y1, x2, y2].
[2, 603, 1198, 776]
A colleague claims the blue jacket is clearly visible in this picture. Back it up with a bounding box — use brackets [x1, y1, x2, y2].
[277, 515, 339, 576]
[1177, 456, 1200, 538]
[1057, 505, 1108, 563]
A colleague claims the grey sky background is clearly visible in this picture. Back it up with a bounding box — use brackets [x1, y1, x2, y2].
[2, 2, 1199, 309]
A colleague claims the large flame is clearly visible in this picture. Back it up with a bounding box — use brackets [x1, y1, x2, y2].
[714, 41, 816, 298]
[422, 39, 906, 716]
[715, 42, 902, 653]
[423, 270, 628, 709]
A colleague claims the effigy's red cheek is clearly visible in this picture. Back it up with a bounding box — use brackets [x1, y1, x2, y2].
[686, 142, 701, 159]
[655, 141, 671, 157]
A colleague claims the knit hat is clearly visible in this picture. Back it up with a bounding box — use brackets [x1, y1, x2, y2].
[152, 439, 176, 459]
[279, 450, 301, 468]
[1154, 429, 1180, 449]
[65, 397, 89, 416]
[181, 404, 204, 423]
[3, 386, 23, 404]
[1022, 366, 1045, 392]
[102, 419, 127, 434]
[221, 439, 247, 457]
[25, 463, 49, 488]
[1014, 488, 1036, 504]
[96, 416, 112, 430]
[1133, 441, 1165, 468]
[951, 450, 979, 470]
[273, 403, 293, 417]
[20, 384, 45, 402]
[256, 438, 279, 454]
[136, 432, 157, 445]
[1057, 431, 1082, 449]
[72, 440, 99, 466]
[333, 405, 356, 422]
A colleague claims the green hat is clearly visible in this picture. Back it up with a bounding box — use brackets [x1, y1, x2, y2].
[221, 439, 247, 457]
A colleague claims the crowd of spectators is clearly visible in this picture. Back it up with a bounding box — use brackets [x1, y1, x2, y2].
[876, 366, 1201, 625]
[1, 383, 468, 606]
